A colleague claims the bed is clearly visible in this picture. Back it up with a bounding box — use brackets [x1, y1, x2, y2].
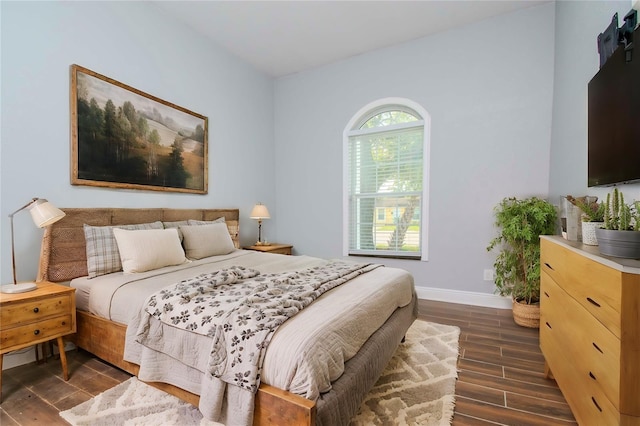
[37, 208, 417, 426]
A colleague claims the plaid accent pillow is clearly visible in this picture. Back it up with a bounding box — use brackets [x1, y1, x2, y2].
[83, 221, 163, 278]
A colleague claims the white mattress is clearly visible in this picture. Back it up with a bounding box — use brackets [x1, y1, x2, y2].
[71, 249, 414, 423]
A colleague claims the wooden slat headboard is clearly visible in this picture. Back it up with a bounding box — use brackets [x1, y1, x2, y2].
[37, 208, 240, 283]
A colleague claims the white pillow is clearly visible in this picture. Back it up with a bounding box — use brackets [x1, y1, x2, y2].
[83, 221, 164, 278]
[112, 228, 187, 273]
[180, 223, 235, 259]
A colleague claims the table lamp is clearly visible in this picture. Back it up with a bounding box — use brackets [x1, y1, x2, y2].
[250, 203, 270, 245]
[1, 198, 66, 294]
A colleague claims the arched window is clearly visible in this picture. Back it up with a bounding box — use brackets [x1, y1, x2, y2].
[344, 99, 430, 260]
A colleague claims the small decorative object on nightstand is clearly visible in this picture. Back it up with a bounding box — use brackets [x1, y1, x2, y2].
[249, 203, 270, 245]
[244, 243, 293, 255]
[2, 198, 65, 294]
[0, 281, 76, 401]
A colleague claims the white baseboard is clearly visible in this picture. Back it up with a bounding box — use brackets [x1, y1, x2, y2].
[2, 341, 76, 371]
[415, 286, 513, 309]
[2, 347, 36, 370]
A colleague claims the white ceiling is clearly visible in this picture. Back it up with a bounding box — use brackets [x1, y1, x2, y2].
[152, 1, 551, 77]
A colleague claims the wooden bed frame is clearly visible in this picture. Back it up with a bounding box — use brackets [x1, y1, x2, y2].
[37, 208, 415, 426]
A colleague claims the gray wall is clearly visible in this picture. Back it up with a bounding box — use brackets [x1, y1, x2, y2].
[1, 1, 276, 284]
[2, 0, 639, 298]
[274, 3, 556, 295]
[548, 0, 640, 203]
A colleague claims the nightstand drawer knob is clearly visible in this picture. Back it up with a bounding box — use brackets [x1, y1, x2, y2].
[34, 329, 40, 336]
[33, 307, 39, 313]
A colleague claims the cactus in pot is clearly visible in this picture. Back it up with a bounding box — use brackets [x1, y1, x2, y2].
[603, 188, 634, 231]
[596, 188, 640, 259]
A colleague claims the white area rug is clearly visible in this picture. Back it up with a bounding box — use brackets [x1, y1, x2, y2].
[60, 320, 460, 426]
[350, 320, 460, 426]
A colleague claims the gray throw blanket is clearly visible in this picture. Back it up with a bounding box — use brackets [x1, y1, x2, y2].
[142, 261, 380, 394]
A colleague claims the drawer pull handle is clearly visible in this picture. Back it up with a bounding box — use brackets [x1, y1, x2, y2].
[591, 397, 603, 412]
[544, 262, 554, 270]
[586, 297, 601, 308]
[545, 322, 552, 329]
[544, 291, 550, 298]
[33, 307, 39, 313]
[593, 342, 604, 354]
[34, 329, 40, 336]
[589, 371, 597, 380]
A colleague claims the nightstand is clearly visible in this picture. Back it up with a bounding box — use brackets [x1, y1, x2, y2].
[0, 281, 76, 401]
[244, 244, 293, 255]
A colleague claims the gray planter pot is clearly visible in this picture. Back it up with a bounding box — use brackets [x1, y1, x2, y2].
[595, 228, 640, 259]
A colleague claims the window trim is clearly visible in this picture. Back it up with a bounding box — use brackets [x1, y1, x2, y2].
[343, 97, 431, 261]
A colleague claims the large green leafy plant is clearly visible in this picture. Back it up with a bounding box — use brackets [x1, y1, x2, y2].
[487, 197, 557, 304]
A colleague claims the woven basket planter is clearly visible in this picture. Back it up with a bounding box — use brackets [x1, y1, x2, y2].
[512, 299, 540, 328]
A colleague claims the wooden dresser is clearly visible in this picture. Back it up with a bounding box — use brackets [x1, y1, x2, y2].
[540, 236, 640, 425]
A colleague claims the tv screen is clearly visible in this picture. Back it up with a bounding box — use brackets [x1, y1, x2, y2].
[588, 26, 640, 187]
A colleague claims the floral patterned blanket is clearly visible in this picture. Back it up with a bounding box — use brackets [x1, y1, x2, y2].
[142, 261, 380, 393]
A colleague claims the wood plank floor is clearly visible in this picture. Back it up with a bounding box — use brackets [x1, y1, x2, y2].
[0, 299, 576, 425]
[419, 299, 576, 425]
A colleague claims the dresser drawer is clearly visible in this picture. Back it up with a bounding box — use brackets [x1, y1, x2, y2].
[542, 272, 621, 409]
[0, 314, 74, 351]
[541, 239, 622, 338]
[540, 238, 567, 284]
[553, 345, 620, 426]
[1, 294, 72, 327]
[564, 249, 622, 338]
[541, 280, 620, 425]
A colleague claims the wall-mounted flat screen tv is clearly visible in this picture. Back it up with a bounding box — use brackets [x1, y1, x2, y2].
[588, 26, 640, 187]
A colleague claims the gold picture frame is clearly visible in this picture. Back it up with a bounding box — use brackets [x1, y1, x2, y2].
[70, 64, 208, 194]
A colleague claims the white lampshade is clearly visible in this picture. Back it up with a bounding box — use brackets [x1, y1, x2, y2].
[28, 199, 66, 228]
[250, 204, 271, 220]
[2, 197, 66, 293]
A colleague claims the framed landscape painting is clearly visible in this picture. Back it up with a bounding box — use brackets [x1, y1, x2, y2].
[70, 64, 208, 194]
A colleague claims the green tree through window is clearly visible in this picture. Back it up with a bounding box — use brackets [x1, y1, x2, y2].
[346, 103, 428, 259]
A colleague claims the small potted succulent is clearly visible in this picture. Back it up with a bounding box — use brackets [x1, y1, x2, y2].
[486, 197, 557, 328]
[595, 188, 640, 259]
[568, 196, 604, 245]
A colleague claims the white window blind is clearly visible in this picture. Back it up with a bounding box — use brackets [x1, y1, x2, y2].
[347, 109, 424, 258]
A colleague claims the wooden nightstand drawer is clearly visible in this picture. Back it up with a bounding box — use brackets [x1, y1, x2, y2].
[1, 294, 72, 327]
[0, 281, 77, 400]
[263, 246, 292, 255]
[244, 244, 293, 255]
[1, 314, 74, 350]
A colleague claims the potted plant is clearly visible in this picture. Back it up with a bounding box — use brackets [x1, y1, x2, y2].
[595, 188, 640, 259]
[568, 196, 604, 246]
[487, 197, 557, 328]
